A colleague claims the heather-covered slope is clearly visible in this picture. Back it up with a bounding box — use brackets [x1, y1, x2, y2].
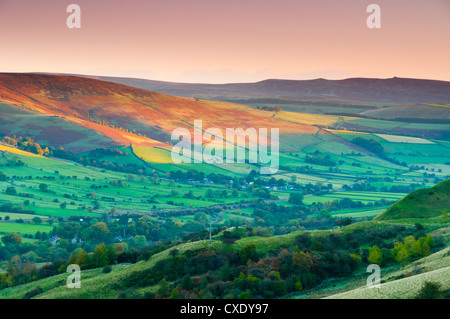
[0, 73, 314, 151]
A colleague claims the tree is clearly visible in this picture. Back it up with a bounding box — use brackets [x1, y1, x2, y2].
[157, 279, 170, 298]
[93, 222, 109, 236]
[239, 243, 257, 263]
[367, 245, 383, 264]
[32, 217, 43, 224]
[268, 271, 281, 281]
[352, 137, 384, 154]
[171, 189, 180, 197]
[392, 242, 409, 265]
[288, 193, 303, 205]
[29, 143, 44, 156]
[91, 243, 109, 268]
[2, 136, 17, 147]
[1, 233, 22, 246]
[181, 274, 194, 290]
[219, 264, 232, 281]
[58, 239, 70, 251]
[114, 243, 125, 255]
[5, 187, 17, 195]
[132, 235, 146, 249]
[292, 250, 314, 271]
[239, 291, 252, 299]
[75, 249, 89, 268]
[416, 237, 431, 257]
[107, 246, 117, 264]
[318, 209, 331, 219]
[170, 288, 179, 299]
[270, 280, 287, 296]
[93, 200, 100, 210]
[39, 183, 48, 192]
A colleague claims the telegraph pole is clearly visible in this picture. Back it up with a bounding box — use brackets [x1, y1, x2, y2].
[208, 213, 221, 244]
[209, 219, 212, 243]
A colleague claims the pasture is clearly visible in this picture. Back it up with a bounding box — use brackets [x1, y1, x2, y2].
[1, 114, 449, 240]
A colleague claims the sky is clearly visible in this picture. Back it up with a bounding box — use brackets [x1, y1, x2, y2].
[0, 0, 449, 83]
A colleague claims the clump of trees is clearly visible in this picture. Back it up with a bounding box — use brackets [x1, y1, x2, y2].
[0, 203, 35, 215]
[1, 233, 23, 246]
[256, 106, 282, 112]
[305, 151, 337, 167]
[1, 134, 149, 175]
[352, 137, 384, 154]
[2, 136, 48, 156]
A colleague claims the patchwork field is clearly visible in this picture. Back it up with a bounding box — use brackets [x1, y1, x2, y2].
[375, 134, 435, 144]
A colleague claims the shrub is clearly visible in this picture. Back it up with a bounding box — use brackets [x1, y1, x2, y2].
[103, 265, 113, 273]
[23, 287, 43, 299]
[415, 281, 444, 299]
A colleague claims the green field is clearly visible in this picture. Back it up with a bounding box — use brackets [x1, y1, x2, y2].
[0, 212, 38, 220]
[303, 192, 406, 205]
[0, 223, 54, 236]
[331, 208, 387, 218]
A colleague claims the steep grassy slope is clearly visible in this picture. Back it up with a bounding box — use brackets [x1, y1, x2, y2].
[376, 180, 450, 220]
[325, 247, 450, 299]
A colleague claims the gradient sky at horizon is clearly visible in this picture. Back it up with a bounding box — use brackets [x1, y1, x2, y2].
[0, 0, 449, 83]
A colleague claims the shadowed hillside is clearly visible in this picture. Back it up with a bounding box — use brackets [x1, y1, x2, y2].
[361, 104, 450, 121]
[88, 75, 450, 104]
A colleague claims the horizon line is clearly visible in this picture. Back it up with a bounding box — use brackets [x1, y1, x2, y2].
[1, 71, 449, 85]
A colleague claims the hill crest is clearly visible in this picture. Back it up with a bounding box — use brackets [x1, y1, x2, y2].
[376, 179, 450, 220]
[85, 75, 450, 104]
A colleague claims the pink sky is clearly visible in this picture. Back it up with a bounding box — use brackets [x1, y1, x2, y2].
[0, 0, 449, 83]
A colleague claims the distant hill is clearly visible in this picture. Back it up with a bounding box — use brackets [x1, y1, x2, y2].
[88, 75, 450, 104]
[376, 179, 450, 220]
